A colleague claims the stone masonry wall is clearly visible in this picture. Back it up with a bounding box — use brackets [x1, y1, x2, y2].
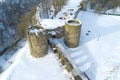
[64, 20, 82, 48]
[27, 27, 48, 58]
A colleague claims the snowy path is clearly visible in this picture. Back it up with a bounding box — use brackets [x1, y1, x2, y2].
[55, 0, 81, 19]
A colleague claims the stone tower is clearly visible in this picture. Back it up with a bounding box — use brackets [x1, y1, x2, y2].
[64, 19, 82, 48]
[27, 26, 48, 58]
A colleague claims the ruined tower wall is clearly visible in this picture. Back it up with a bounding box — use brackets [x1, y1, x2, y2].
[64, 19, 82, 48]
[27, 27, 48, 58]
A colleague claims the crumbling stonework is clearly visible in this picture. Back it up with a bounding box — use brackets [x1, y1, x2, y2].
[64, 19, 82, 48]
[47, 27, 64, 38]
[27, 26, 48, 58]
[27, 19, 82, 58]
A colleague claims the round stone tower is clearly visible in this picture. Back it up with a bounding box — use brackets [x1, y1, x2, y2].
[27, 26, 48, 58]
[64, 19, 82, 48]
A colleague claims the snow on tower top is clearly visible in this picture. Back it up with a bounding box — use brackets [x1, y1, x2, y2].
[66, 19, 81, 26]
[40, 19, 65, 29]
[28, 26, 45, 37]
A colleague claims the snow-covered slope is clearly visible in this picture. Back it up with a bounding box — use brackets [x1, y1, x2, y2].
[76, 11, 120, 80]
[0, 43, 67, 80]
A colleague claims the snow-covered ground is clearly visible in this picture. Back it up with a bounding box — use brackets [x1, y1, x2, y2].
[76, 11, 120, 80]
[0, 43, 68, 80]
[0, 39, 26, 73]
[40, 19, 65, 29]
[55, 0, 81, 19]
